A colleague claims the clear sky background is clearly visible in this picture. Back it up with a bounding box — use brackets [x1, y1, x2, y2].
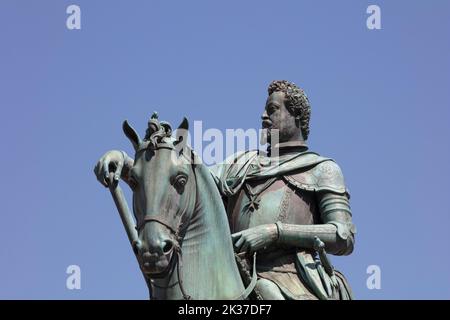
[0, 0, 449, 299]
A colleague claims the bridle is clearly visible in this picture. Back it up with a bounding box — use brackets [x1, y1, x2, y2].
[133, 143, 257, 300]
[134, 144, 196, 300]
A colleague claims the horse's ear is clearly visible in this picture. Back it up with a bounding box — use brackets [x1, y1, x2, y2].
[174, 117, 189, 151]
[122, 120, 141, 151]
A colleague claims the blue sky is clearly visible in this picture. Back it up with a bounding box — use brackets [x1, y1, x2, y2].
[0, 0, 449, 299]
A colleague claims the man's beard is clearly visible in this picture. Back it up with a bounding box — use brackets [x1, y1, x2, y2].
[260, 128, 269, 145]
[260, 128, 280, 146]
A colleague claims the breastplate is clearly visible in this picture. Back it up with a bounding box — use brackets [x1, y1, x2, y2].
[227, 177, 320, 233]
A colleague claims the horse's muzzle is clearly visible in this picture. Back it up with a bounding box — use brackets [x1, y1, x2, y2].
[139, 244, 175, 276]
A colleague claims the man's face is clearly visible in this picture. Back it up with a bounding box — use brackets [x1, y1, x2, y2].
[261, 91, 301, 144]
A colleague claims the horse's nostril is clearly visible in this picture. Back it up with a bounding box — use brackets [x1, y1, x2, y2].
[162, 241, 174, 254]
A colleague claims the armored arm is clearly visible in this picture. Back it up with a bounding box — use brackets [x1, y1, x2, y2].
[276, 192, 355, 255]
[275, 161, 356, 256]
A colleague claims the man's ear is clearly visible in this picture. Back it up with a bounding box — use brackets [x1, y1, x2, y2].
[122, 120, 141, 151]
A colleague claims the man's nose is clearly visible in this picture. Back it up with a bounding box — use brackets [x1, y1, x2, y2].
[261, 110, 269, 120]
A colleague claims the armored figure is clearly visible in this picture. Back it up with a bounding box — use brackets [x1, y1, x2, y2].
[94, 80, 356, 300]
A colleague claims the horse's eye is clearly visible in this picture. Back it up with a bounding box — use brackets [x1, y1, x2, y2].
[174, 174, 188, 190]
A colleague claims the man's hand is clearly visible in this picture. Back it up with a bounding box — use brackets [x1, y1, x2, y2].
[231, 224, 279, 254]
[94, 150, 131, 187]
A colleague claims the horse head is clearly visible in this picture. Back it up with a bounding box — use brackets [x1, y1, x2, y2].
[123, 113, 196, 277]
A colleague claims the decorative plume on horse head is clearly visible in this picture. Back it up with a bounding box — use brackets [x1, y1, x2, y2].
[123, 111, 191, 161]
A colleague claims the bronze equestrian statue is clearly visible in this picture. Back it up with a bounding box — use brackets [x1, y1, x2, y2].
[94, 80, 356, 300]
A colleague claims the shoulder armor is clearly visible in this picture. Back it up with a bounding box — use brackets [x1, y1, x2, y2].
[312, 160, 347, 194]
[285, 160, 348, 195]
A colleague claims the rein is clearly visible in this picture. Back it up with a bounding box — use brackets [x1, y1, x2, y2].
[148, 242, 192, 300]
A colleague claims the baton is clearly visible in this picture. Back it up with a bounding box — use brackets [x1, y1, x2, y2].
[107, 173, 152, 294]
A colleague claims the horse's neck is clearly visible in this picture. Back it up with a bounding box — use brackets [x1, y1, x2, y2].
[157, 163, 244, 299]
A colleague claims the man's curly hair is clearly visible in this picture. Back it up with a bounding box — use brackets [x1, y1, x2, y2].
[267, 80, 311, 140]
